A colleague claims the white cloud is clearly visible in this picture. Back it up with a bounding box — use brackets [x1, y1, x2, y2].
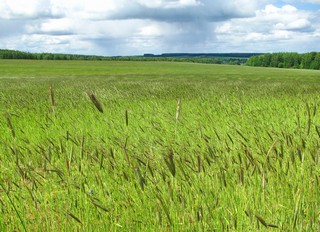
[214, 4, 319, 52]
[0, 1, 319, 55]
[26, 18, 76, 35]
[275, 18, 311, 30]
[0, 0, 53, 19]
[139, 25, 163, 37]
[134, 0, 201, 8]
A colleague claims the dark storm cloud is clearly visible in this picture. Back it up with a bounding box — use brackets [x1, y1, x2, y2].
[106, 0, 257, 22]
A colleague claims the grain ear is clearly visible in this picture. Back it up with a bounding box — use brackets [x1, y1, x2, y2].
[87, 91, 104, 113]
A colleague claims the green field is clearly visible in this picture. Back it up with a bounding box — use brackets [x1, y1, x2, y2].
[1, 60, 320, 231]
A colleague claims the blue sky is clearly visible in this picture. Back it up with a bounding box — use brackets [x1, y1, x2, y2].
[0, 0, 319, 55]
[273, 1, 318, 10]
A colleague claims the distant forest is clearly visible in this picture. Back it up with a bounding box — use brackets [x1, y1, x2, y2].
[0, 49, 109, 61]
[0, 49, 258, 65]
[1, 49, 319, 70]
[246, 52, 320, 70]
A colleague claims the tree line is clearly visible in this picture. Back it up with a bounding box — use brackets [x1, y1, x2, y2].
[3, 49, 320, 70]
[0, 49, 249, 65]
[0, 49, 105, 60]
[246, 52, 320, 70]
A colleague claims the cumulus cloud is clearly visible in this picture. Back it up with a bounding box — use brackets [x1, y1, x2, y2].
[214, 4, 320, 52]
[0, 0, 55, 19]
[26, 18, 76, 35]
[0, 0, 319, 55]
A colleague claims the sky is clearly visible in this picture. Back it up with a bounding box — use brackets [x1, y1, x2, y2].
[0, 0, 319, 56]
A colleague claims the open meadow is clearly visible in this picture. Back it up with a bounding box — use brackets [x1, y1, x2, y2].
[0, 60, 320, 231]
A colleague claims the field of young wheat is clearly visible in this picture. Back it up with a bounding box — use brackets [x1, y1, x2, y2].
[0, 60, 320, 231]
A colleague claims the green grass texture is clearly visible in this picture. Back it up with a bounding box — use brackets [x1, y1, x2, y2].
[1, 60, 320, 231]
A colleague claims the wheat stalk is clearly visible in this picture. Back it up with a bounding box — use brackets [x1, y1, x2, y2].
[175, 98, 181, 121]
[50, 85, 55, 107]
[5, 112, 15, 138]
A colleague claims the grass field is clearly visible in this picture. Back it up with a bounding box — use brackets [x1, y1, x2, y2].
[0, 59, 320, 231]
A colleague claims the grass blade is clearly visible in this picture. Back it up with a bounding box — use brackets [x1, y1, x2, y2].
[164, 149, 176, 177]
[125, 109, 129, 126]
[0, 183, 26, 232]
[292, 190, 302, 230]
